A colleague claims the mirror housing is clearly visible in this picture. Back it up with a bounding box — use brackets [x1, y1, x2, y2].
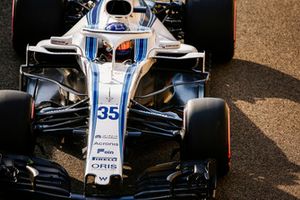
[159, 40, 181, 49]
[50, 35, 73, 46]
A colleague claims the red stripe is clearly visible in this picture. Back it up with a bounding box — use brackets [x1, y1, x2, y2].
[31, 100, 35, 120]
[226, 104, 231, 160]
[11, 0, 15, 34]
[234, 0, 237, 48]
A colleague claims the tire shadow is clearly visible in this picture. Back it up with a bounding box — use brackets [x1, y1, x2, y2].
[209, 59, 300, 199]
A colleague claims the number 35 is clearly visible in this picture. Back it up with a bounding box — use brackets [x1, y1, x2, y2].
[97, 106, 119, 120]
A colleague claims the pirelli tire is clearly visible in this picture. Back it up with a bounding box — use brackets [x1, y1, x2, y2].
[12, 0, 65, 53]
[184, 0, 236, 63]
[0, 90, 35, 155]
[181, 98, 231, 176]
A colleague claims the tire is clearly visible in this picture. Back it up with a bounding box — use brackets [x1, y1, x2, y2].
[12, 0, 65, 53]
[0, 90, 35, 155]
[184, 0, 236, 63]
[181, 98, 231, 176]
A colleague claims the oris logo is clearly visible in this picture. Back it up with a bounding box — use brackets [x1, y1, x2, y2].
[92, 164, 117, 170]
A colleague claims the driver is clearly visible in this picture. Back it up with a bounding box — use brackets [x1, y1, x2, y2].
[97, 22, 133, 63]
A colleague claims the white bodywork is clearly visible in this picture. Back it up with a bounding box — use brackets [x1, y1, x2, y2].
[28, 0, 204, 185]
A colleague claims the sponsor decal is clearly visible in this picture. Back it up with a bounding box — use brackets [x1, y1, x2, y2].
[92, 157, 117, 161]
[94, 142, 118, 146]
[97, 148, 114, 154]
[98, 176, 108, 182]
[92, 163, 117, 170]
[98, 106, 119, 120]
[95, 135, 118, 139]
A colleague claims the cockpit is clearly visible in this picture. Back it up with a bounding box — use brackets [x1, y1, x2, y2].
[94, 22, 134, 64]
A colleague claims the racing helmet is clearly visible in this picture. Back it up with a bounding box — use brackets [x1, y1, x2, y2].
[104, 22, 133, 62]
[105, 22, 129, 31]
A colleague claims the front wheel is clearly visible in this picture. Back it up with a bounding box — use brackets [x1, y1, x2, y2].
[12, 0, 65, 53]
[0, 90, 35, 155]
[181, 98, 231, 176]
[184, 0, 236, 63]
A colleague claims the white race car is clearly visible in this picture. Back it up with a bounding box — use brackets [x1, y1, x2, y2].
[0, 0, 235, 199]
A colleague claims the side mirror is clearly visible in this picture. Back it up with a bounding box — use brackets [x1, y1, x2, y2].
[50, 35, 73, 45]
[50, 35, 84, 56]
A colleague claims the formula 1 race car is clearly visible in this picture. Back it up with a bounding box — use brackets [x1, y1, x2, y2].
[0, 0, 235, 199]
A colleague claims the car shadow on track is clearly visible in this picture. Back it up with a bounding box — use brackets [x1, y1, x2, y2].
[210, 59, 300, 200]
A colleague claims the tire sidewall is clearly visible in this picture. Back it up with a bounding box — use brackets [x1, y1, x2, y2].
[0, 90, 35, 155]
[184, 0, 235, 63]
[181, 98, 230, 176]
[12, 0, 65, 53]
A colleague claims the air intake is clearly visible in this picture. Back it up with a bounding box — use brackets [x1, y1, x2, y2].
[106, 0, 133, 16]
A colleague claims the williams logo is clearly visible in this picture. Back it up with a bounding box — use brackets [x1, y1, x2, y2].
[98, 176, 108, 181]
[92, 157, 117, 161]
[92, 164, 117, 170]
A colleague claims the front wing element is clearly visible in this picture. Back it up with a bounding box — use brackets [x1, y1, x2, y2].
[0, 154, 216, 200]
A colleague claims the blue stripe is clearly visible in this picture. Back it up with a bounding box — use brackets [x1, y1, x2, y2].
[119, 65, 137, 162]
[85, 37, 90, 58]
[134, 39, 148, 62]
[86, 0, 104, 60]
[90, 63, 99, 151]
[86, 37, 98, 60]
[87, 0, 103, 26]
[142, 39, 147, 60]
[138, 39, 143, 62]
[134, 40, 140, 62]
[138, 0, 156, 27]
[139, 39, 144, 61]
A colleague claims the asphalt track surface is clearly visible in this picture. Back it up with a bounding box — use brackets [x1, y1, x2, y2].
[0, 0, 299, 199]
